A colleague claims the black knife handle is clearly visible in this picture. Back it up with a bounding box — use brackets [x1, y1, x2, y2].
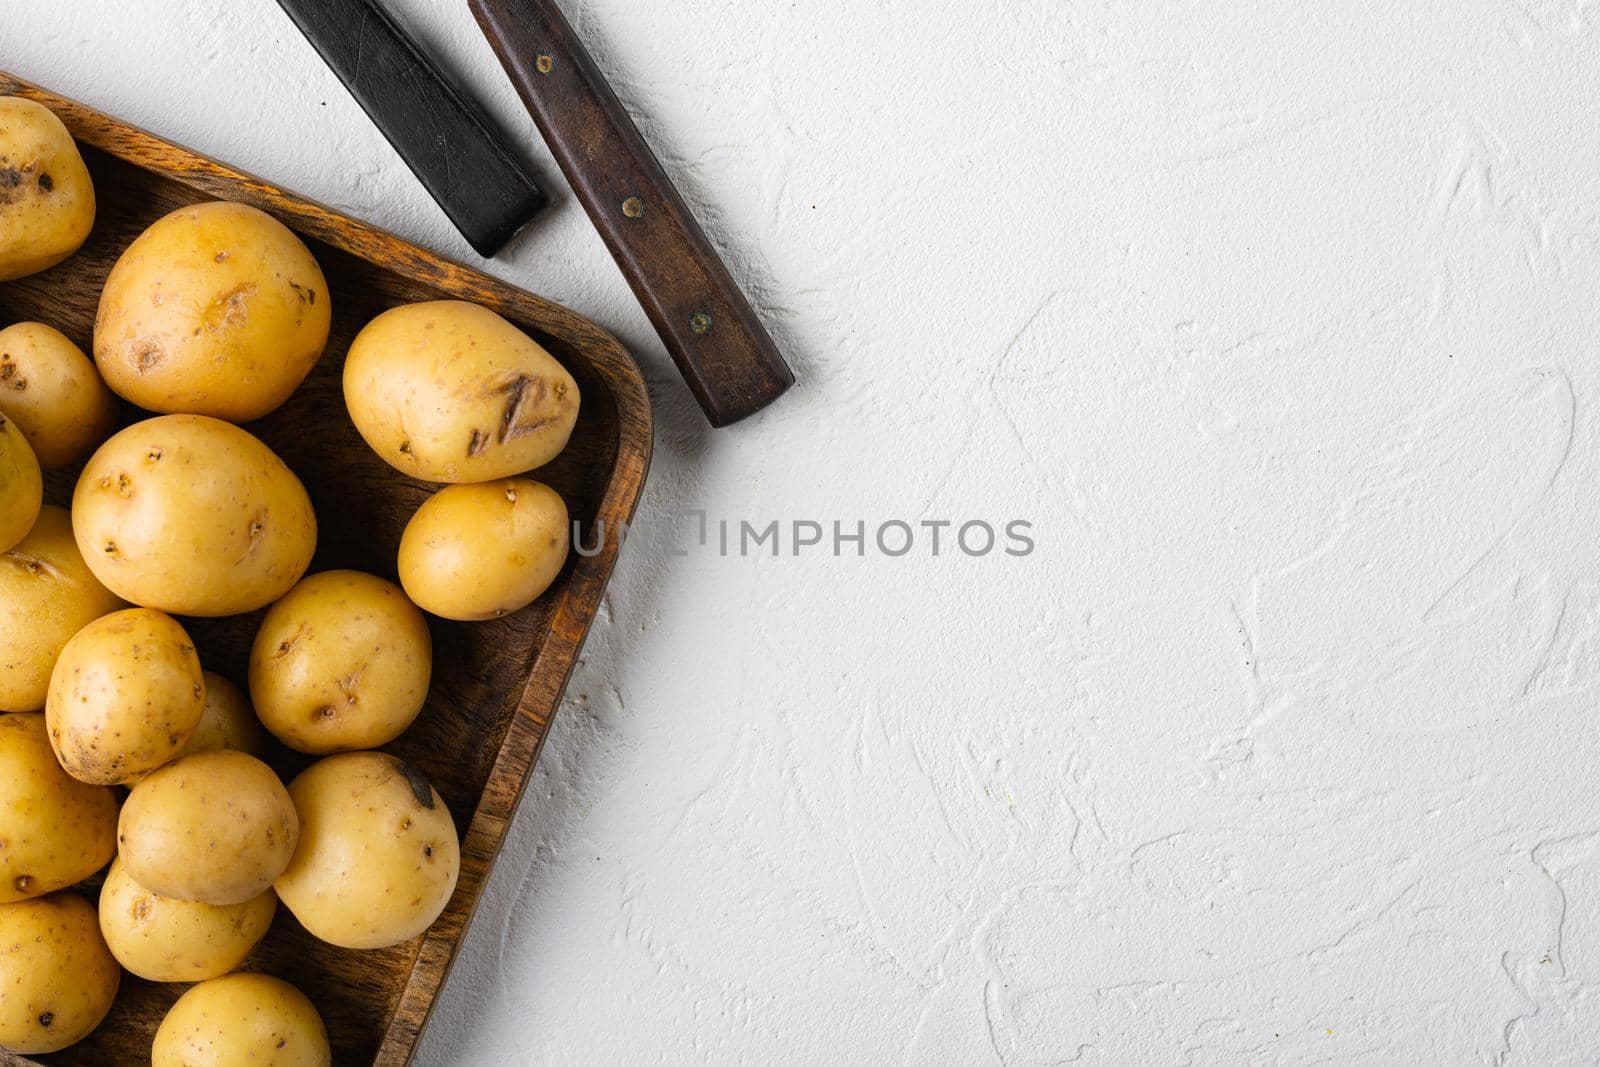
[276, 0, 546, 257]
[470, 0, 795, 427]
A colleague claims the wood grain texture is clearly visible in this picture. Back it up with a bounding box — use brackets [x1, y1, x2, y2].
[470, 0, 795, 427]
[0, 73, 651, 1067]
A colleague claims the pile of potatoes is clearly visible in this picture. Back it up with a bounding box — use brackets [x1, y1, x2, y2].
[0, 97, 582, 1061]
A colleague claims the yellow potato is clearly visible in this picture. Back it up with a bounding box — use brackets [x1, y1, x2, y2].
[0, 505, 123, 713]
[46, 607, 204, 785]
[152, 973, 330, 1067]
[98, 857, 275, 983]
[180, 670, 268, 758]
[73, 414, 317, 616]
[343, 300, 579, 482]
[0, 892, 119, 1055]
[249, 570, 432, 754]
[398, 478, 569, 621]
[0, 714, 117, 903]
[0, 322, 118, 467]
[119, 750, 298, 905]
[0, 98, 95, 283]
[275, 752, 459, 949]
[0, 409, 41, 554]
[94, 201, 330, 421]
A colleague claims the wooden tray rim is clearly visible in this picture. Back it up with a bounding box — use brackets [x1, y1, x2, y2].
[0, 72, 653, 1065]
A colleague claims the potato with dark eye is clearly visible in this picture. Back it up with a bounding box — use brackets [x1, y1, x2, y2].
[0, 97, 95, 283]
[45, 606, 205, 785]
[0, 409, 41, 554]
[72, 414, 317, 616]
[249, 570, 432, 754]
[0, 713, 117, 903]
[0, 892, 120, 1055]
[0, 505, 123, 713]
[93, 200, 330, 421]
[343, 300, 579, 483]
[0, 322, 119, 467]
[274, 752, 459, 949]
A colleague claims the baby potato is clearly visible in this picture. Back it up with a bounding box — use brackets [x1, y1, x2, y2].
[249, 570, 432, 754]
[343, 300, 579, 483]
[275, 752, 459, 949]
[0, 322, 118, 467]
[179, 671, 268, 759]
[0, 892, 119, 1055]
[98, 857, 275, 983]
[120, 750, 298, 905]
[153, 973, 330, 1067]
[0, 714, 117, 903]
[93, 201, 330, 421]
[0, 505, 123, 712]
[46, 607, 204, 785]
[0, 97, 95, 283]
[398, 478, 569, 621]
[73, 414, 317, 616]
[0, 409, 41, 554]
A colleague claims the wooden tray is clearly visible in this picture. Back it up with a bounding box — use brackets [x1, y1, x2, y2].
[0, 74, 652, 1065]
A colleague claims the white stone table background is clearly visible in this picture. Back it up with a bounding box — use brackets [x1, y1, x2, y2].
[9, 1, 1600, 1063]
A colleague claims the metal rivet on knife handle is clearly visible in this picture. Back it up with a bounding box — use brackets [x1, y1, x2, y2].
[535, 54, 554, 74]
[471, 0, 796, 427]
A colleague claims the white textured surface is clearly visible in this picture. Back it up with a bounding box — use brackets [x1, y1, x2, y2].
[11, 2, 1600, 1063]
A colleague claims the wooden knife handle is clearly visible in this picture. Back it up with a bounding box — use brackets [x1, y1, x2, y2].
[470, 0, 795, 427]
